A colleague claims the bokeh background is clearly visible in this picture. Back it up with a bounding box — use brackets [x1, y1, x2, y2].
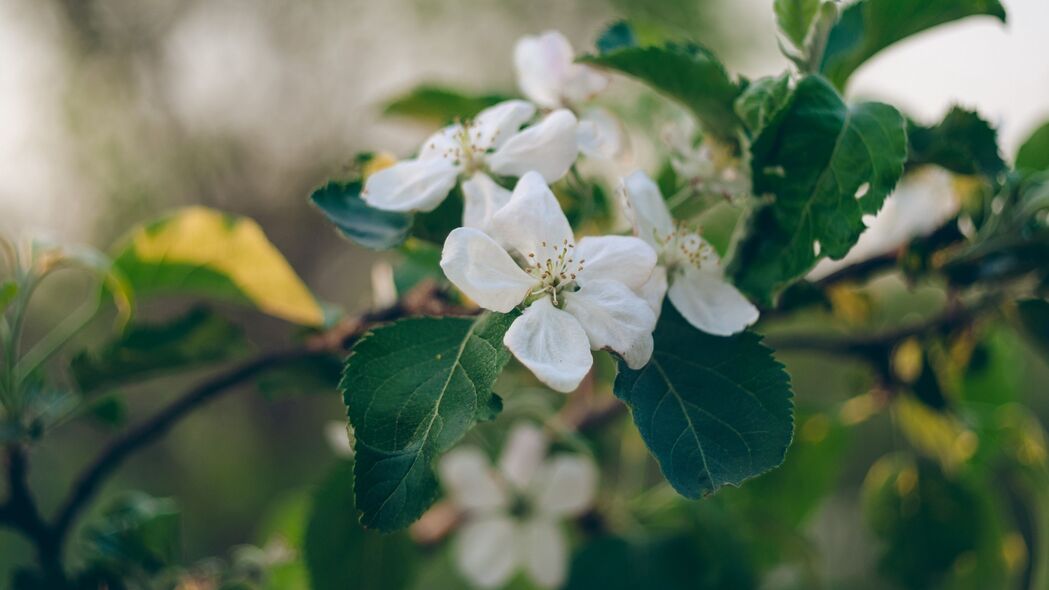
[2, 0, 1048, 586]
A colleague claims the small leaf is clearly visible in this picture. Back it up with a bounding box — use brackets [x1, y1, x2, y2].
[256, 354, 342, 399]
[820, 0, 1007, 90]
[734, 73, 792, 135]
[0, 280, 17, 314]
[775, 0, 821, 49]
[341, 312, 515, 531]
[113, 207, 324, 325]
[383, 85, 509, 126]
[614, 305, 794, 499]
[310, 180, 413, 250]
[595, 20, 637, 53]
[82, 492, 181, 575]
[579, 42, 743, 143]
[727, 75, 907, 305]
[908, 107, 1005, 179]
[1016, 120, 1049, 173]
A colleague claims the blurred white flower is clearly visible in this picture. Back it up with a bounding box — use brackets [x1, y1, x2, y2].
[620, 170, 759, 336]
[441, 171, 658, 392]
[324, 420, 354, 458]
[808, 167, 961, 281]
[513, 30, 626, 161]
[362, 99, 578, 222]
[439, 423, 597, 589]
[662, 114, 749, 200]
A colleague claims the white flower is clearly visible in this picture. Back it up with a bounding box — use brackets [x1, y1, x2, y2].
[619, 170, 759, 336]
[440, 171, 658, 392]
[662, 114, 749, 200]
[808, 167, 960, 281]
[439, 423, 597, 589]
[362, 99, 578, 226]
[513, 30, 626, 161]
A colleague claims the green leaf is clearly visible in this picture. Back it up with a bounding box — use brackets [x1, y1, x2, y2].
[734, 73, 792, 135]
[0, 280, 17, 314]
[256, 354, 343, 399]
[1015, 299, 1049, 362]
[579, 43, 742, 142]
[908, 107, 1005, 179]
[82, 492, 181, 575]
[71, 307, 247, 395]
[341, 312, 515, 531]
[775, 0, 821, 48]
[595, 21, 637, 53]
[613, 305, 794, 499]
[310, 180, 413, 251]
[820, 0, 1007, 90]
[112, 206, 324, 326]
[1016, 120, 1049, 173]
[383, 85, 509, 126]
[304, 461, 417, 590]
[727, 75, 907, 305]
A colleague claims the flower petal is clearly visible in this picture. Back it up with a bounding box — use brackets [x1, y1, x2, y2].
[462, 172, 512, 232]
[531, 455, 598, 517]
[513, 30, 574, 108]
[440, 227, 535, 313]
[455, 516, 519, 589]
[438, 447, 508, 513]
[488, 109, 579, 183]
[504, 297, 592, 393]
[488, 171, 573, 257]
[362, 157, 459, 212]
[620, 170, 674, 245]
[498, 422, 549, 490]
[521, 519, 568, 589]
[471, 100, 537, 151]
[418, 124, 462, 160]
[638, 265, 668, 318]
[577, 107, 627, 160]
[574, 235, 657, 290]
[667, 267, 759, 336]
[563, 279, 657, 369]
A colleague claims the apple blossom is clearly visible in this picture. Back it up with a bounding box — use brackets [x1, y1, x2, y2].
[440, 171, 658, 392]
[662, 114, 749, 201]
[619, 170, 759, 335]
[438, 423, 597, 589]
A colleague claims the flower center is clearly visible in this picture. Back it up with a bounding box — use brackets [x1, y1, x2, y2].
[654, 225, 717, 274]
[522, 239, 584, 307]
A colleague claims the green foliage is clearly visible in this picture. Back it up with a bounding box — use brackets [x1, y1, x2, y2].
[82, 493, 181, 577]
[1015, 299, 1049, 362]
[595, 21, 637, 53]
[310, 180, 413, 251]
[774, 0, 821, 49]
[728, 75, 907, 305]
[614, 305, 794, 499]
[71, 307, 247, 395]
[820, 0, 1007, 90]
[579, 42, 742, 142]
[255, 354, 342, 399]
[1016, 121, 1049, 174]
[0, 280, 16, 314]
[341, 313, 515, 531]
[304, 461, 417, 590]
[908, 107, 1006, 179]
[734, 73, 791, 136]
[382, 86, 509, 125]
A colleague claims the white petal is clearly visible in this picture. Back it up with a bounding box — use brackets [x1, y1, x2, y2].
[361, 157, 459, 212]
[521, 519, 568, 589]
[418, 124, 462, 160]
[667, 267, 759, 336]
[576, 107, 627, 160]
[563, 279, 657, 369]
[440, 227, 535, 313]
[488, 109, 579, 183]
[574, 235, 657, 290]
[620, 170, 674, 245]
[513, 31, 575, 108]
[455, 516, 519, 589]
[560, 63, 609, 107]
[487, 171, 573, 257]
[504, 297, 593, 393]
[638, 265, 668, 318]
[471, 100, 537, 151]
[438, 447, 509, 512]
[498, 422, 550, 490]
[462, 172, 512, 232]
[531, 455, 598, 517]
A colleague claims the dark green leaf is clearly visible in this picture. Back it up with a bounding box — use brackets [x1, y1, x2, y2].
[820, 0, 1007, 90]
[342, 312, 515, 531]
[614, 305, 794, 499]
[304, 461, 417, 590]
[1015, 299, 1049, 362]
[1016, 121, 1049, 173]
[310, 180, 413, 251]
[908, 107, 1005, 179]
[579, 43, 742, 142]
[410, 185, 464, 246]
[775, 0, 821, 48]
[71, 307, 247, 395]
[383, 85, 509, 125]
[727, 75, 907, 305]
[595, 21, 637, 53]
[256, 354, 342, 399]
[734, 73, 792, 136]
[82, 492, 180, 575]
[86, 395, 128, 429]
[392, 240, 443, 296]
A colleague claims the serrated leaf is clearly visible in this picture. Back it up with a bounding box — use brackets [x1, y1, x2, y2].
[734, 73, 792, 135]
[383, 86, 509, 126]
[579, 43, 742, 142]
[310, 180, 412, 250]
[775, 0, 821, 49]
[113, 207, 323, 326]
[1016, 120, 1049, 174]
[820, 0, 1007, 90]
[613, 305, 794, 499]
[908, 107, 1005, 179]
[727, 75, 906, 305]
[341, 312, 515, 531]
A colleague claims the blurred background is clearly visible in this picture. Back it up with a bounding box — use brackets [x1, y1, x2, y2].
[2, 0, 1048, 587]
